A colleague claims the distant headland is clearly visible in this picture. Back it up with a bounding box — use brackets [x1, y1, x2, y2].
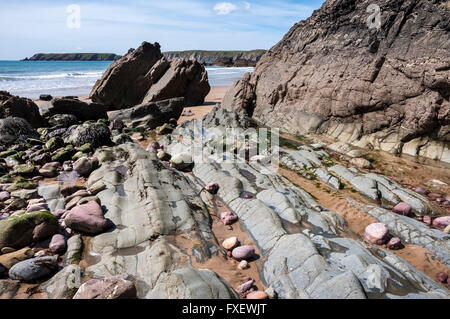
[22, 50, 267, 66]
[22, 53, 122, 61]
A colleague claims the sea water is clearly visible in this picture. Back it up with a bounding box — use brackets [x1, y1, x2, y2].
[0, 61, 253, 99]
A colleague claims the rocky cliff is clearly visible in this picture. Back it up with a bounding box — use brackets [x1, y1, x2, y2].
[222, 0, 450, 163]
[164, 50, 266, 67]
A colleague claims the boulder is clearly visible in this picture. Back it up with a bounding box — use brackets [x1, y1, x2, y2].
[170, 152, 193, 170]
[47, 98, 108, 122]
[364, 223, 390, 245]
[221, 0, 450, 163]
[432, 216, 450, 230]
[48, 114, 78, 127]
[63, 123, 112, 148]
[89, 42, 164, 110]
[0, 211, 58, 249]
[39, 94, 53, 101]
[0, 117, 38, 147]
[108, 98, 185, 130]
[246, 291, 269, 299]
[219, 211, 238, 226]
[222, 237, 238, 250]
[392, 202, 412, 216]
[142, 58, 210, 107]
[64, 201, 111, 234]
[0, 93, 44, 127]
[205, 182, 219, 195]
[73, 157, 98, 177]
[0, 248, 34, 269]
[350, 158, 373, 169]
[8, 256, 58, 282]
[73, 278, 137, 299]
[49, 234, 66, 254]
[231, 245, 255, 261]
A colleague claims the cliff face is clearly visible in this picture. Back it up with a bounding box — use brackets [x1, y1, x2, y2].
[163, 50, 266, 67]
[23, 53, 121, 61]
[222, 0, 450, 163]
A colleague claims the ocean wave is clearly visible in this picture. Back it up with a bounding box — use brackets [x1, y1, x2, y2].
[0, 71, 104, 81]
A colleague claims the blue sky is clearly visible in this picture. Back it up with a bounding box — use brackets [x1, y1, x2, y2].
[0, 0, 325, 60]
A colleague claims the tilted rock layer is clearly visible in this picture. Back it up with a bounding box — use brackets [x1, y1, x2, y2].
[222, 0, 450, 162]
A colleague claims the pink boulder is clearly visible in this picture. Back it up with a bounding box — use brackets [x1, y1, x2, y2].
[205, 182, 219, 195]
[49, 234, 66, 254]
[220, 211, 238, 226]
[432, 216, 450, 230]
[436, 272, 448, 284]
[414, 187, 428, 196]
[387, 237, 402, 250]
[64, 201, 111, 234]
[232, 245, 255, 261]
[428, 193, 442, 200]
[236, 279, 255, 295]
[246, 291, 269, 299]
[364, 223, 390, 245]
[73, 278, 136, 299]
[392, 202, 412, 216]
[423, 216, 432, 225]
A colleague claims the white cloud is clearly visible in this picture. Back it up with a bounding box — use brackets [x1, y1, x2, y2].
[214, 2, 237, 15]
[242, 1, 251, 10]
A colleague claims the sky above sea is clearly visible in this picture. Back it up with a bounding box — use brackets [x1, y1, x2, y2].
[0, 0, 326, 60]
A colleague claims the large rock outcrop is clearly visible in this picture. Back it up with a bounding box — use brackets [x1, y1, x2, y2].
[90, 42, 164, 110]
[90, 42, 210, 110]
[222, 0, 450, 163]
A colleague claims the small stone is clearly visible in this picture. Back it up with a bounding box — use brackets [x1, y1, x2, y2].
[236, 279, 254, 295]
[73, 157, 97, 177]
[265, 288, 277, 299]
[26, 203, 49, 213]
[156, 151, 171, 161]
[39, 167, 58, 178]
[170, 152, 192, 170]
[205, 182, 219, 195]
[232, 245, 255, 261]
[432, 216, 450, 230]
[246, 291, 269, 300]
[219, 211, 238, 226]
[222, 237, 238, 250]
[42, 162, 61, 169]
[0, 248, 34, 269]
[364, 223, 390, 245]
[392, 202, 412, 216]
[1, 247, 16, 254]
[386, 237, 402, 250]
[238, 260, 249, 270]
[88, 181, 106, 195]
[0, 191, 10, 201]
[49, 234, 66, 254]
[444, 225, 450, 234]
[350, 158, 373, 169]
[436, 272, 448, 284]
[423, 216, 432, 225]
